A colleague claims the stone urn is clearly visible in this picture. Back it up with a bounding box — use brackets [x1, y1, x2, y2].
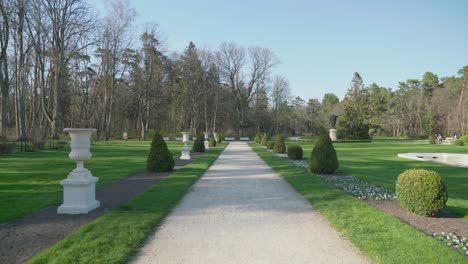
[329, 129, 337, 141]
[58, 128, 100, 214]
[204, 131, 210, 150]
[180, 131, 191, 160]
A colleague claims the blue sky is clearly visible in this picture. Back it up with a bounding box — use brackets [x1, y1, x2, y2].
[93, 0, 468, 101]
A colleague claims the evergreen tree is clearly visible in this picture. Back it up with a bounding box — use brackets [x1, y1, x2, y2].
[309, 132, 338, 174]
[146, 133, 174, 172]
[337, 72, 371, 140]
[261, 133, 268, 146]
[192, 134, 205, 152]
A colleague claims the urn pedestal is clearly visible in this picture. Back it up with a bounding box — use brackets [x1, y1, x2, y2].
[329, 129, 337, 141]
[180, 132, 191, 160]
[58, 128, 100, 214]
[204, 132, 210, 150]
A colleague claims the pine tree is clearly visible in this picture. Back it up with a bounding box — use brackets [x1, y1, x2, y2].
[309, 132, 338, 174]
[336, 72, 370, 140]
[192, 134, 205, 152]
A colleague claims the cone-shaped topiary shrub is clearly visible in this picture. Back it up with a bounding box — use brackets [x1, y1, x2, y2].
[287, 145, 303, 160]
[261, 133, 268, 146]
[216, 133, 222, 144]
[255, 133, 261, 143]
[192, 134, 205, 152]
[146, 132, 175, 172]
[429, 135, 436, 144]
[396, 169, 448, 216]
[209, 136, 217, 147]
[309, 132, 338, 174]
[273, 134, 286, 153]
[267, 141, 275, 149]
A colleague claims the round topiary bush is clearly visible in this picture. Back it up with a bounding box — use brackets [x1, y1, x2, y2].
[255, 133, 261, 143]
[396, 169, 448, 216]
[209, 136, 217, 147]
[429, 135, 436, 144]
[146, 133, 175, 172]
[192, 134, 205, 152]
[287, 145, 303, 160]
[273, 134, 286, 153]
[454, 139, 464, 146]
[267, 141, 275, 149]
[309, 132, 338, 174]
[261, 133, 268, 146]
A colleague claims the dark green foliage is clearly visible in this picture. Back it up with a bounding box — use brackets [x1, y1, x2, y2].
[273, 134, 286, 153]
[255, 133, 261, 143]
[192, 134, 206, 152]
[309, 132, 339, 174]
[216, 133, 222, 144]
[267, 141, 275, 149]
[287, 145, 303, 160]
[209, 136, 217, 147]
[429, 135, 436, 144]
[0, 142, 15, 154]
[454, 139, 464, 146]
[146, 133, 174, 172]
[396, 169, 448, 216]
[261, 133, 268, 146]
[459, 134, 468, 143]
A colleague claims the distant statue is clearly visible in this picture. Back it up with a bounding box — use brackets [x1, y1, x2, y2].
[329, 115, 338, 129]
[122, 131, 128, 141]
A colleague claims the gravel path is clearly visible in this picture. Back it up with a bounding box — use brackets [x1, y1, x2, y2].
[132, 142, 369, 264]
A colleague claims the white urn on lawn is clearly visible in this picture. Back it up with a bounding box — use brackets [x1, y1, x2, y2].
[180, 131, 191, 160]
[204, 131, 210, 150]
[58, 128, 100, 214]
[329, 129, 337, 141]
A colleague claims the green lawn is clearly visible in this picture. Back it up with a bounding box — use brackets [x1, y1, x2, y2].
[286, 140, 468, 218]
[0, 140, 185, 223]
[27, 144, 226, 264]
[251, 144, 467, 263]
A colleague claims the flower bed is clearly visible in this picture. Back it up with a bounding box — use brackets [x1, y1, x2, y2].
[288, 159, 396, 200]
[433, 232, 468, 256]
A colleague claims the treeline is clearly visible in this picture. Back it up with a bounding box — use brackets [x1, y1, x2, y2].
[0, 0, 467, 144]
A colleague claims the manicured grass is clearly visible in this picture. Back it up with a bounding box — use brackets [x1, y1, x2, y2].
[27, 144, 226, 264]
[0, 140, 185, 223]
[251, 144, 467, 263]
[285, 140, 468, 218]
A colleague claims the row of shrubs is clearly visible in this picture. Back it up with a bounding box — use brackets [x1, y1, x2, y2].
[146, 133, 219, 172]
[258, 132, 449, 217]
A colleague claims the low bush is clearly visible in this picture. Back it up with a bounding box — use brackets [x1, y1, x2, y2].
[0, 142, 15, 155]
[396, 169, 448, 216]
[459, 134, 468, 143]
[309, 132, 339, 174]
[146, 133, 174, 172]
[429, 135, 436, 144]
[192, 134, 205, 152]
[273, 134, 286, 153]
[261, 133, 268, 146]
[266, 141, 275, 149]
[255, 133, 261, 143]
[287, 145, 303, 160]
[209, 136, 217, 147]
[454, 139, 464, 146]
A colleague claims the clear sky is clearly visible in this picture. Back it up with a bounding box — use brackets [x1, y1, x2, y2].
[92, 0, 468, 101]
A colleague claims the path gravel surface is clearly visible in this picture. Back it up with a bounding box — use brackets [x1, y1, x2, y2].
[132, 142, 369, 264]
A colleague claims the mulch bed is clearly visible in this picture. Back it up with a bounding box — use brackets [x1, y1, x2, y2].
[367, 200, 468, 237]
[0, 153, 203, 264]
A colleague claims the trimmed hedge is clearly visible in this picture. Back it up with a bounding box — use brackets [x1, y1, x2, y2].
[396, 169, 448, 216]
[273, 134, 286, 154]
[146, 133, 175, 172]
[287, 145, 303, 160]
[261, 133, 268, 146]
[266, 141, 275, 149]
[309, 132, 339, 174]
[192, 134, 205, 152]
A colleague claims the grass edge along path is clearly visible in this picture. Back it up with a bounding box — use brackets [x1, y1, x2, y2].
[26, 145, 226, 264]
[250, 144, 466, 264]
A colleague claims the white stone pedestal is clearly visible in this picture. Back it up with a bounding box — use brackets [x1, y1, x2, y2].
[329, 129, 337, 141]
[213, 132, 218, 142]
[180, 132, 191, 160]
[204, 132, 210, 150]
[58, 128, 100, 214]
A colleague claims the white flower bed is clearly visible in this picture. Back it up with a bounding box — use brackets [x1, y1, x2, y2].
[287, 159, 396, 200]
[433, 232, 468, 256]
